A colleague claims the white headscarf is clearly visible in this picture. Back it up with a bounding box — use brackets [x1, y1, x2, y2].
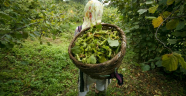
[82, 0, 104, 30]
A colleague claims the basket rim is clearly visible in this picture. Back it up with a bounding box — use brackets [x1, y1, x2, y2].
[68, 23, 126, 67]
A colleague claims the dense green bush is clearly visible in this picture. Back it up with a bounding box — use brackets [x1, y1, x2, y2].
[111, 0, 186, 75]
[102, 6, 121, 26]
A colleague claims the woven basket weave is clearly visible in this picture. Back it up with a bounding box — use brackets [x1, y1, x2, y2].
[68, 23, 127, 79]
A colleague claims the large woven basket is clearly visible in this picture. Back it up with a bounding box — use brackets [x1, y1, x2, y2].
[68, 23, 127, 79]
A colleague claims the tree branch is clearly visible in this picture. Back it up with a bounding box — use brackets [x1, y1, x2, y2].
[15, 22, 38, 31]
[168, 15, 186, 19]
[155, 1, 184, 53]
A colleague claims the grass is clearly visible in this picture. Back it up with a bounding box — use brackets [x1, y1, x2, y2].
[0, 22, 186, 96]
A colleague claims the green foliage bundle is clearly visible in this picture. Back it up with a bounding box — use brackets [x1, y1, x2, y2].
[111, 0, 186, 75]
[71, 25, 121, 64]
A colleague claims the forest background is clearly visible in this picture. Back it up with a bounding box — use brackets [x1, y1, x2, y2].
[0, 0, 186, 95]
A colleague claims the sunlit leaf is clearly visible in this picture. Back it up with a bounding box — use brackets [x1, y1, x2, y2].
[162, 53, 178, 71]
[107, 38, 119, 47]
[145, 1, 154, 4]
[166, 19, 179, 30]
[152, 16, 164, 28]
[149, 5, 159, 13]
[167, 0, 175, 5]
[145, 16, 156, 19]
[137, 9, 148, 15]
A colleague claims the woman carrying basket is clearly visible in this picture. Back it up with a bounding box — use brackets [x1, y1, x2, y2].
[74, 0, 123, 96]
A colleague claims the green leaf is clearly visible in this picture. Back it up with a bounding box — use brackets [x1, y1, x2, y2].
[145, 1, 154, 4]
[96, 23, 102, 31]
[166, 19, 179, 30]
[148, 5, 159, 13]
[161, 11, 171, 18]
[159, 0, 167, 5]
[173, 53, 186, 69]
[176, 21, 185, 30]
[156, 60, 162, 67]
[142, 64, 150, 71]
[87, 54, 96, 64]
[168, 39, 177, 44]
[137, 9, 148, 15]
[151, 62, 155, 69]
[98, 56, 107, 63]
[171, 31, 186, 37]
[107, 38, 119, 47]
[145, 16, 156, 19]
[167, 0, 175, 5]
[162, 53, 178, 71]
[71, 45, 81, 55]
[5, 34, 12, 39]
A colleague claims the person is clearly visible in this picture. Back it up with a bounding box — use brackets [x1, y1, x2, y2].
[74, 0, 123, 96]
